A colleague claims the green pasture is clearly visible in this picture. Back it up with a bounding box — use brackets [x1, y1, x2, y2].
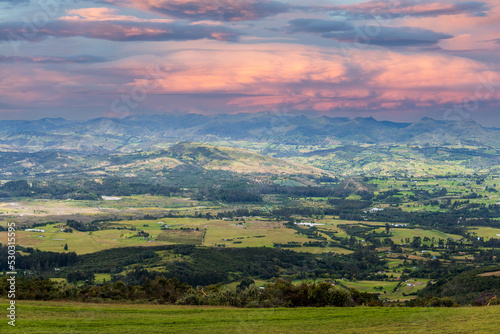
[291, 246, 354, 254]
[378, 228, 463, 245]
[1, 299, 498, 333]
[467, 227, 500, 240]
[203, 223, 309, 248]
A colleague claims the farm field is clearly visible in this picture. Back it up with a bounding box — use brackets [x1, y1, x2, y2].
[375, 228, 463, 245]
[0, 221, 175, 254]
[467, 226, 500, 240]
[1, 299, 498, 334]
[1, 171, 500, 307]
[292, 246, 354, 254]
[0, 196, 213, 225]
[0, 215, 364, 254]
[338, 278, 431, 301]
[1, 203, 494, 268]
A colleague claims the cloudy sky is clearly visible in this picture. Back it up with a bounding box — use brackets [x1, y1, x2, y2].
[0, 0, 499, 125]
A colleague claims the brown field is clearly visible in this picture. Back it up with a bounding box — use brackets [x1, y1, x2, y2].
[478, 270, 500, 277]
[157, 229, 205, 245]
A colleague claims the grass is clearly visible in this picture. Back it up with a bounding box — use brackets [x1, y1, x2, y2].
[0, 216, 378, 255]
[292, 247, 354, 254]
[389, 279, 431, 301]
[202, 220, 311, 248]
[94, 273, 112, 283]
[381, 228, 462, 245]
[467, 227, 500, 240]
[1, 299, 498, 333]
[156, 229, 205, 245]
[341, 280, 398, 292]
[1, 227, 170, 255]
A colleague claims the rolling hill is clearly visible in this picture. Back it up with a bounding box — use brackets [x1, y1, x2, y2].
[0, 141, 330, 183]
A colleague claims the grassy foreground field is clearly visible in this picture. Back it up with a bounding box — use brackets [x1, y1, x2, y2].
[1, 300, 498, 333]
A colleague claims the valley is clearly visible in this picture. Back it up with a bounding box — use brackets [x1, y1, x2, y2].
[1, 115, 500, 316]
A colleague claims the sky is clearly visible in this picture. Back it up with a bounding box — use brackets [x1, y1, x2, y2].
[0, 0, 499, 125]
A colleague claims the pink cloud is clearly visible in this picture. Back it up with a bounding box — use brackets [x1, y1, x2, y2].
[61, 7, 173, 23]
[100, 0, 290, 21]
[1, 42, 499, 117]
[108, 44, 500, 112]
[0, 66, 97, 107]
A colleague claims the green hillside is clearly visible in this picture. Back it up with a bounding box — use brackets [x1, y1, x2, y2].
[0, 141, 330, 182]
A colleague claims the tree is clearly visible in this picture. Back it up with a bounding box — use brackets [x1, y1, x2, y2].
[236, 277, 255, 292]
[64, 243, 68, 251]
[410, 237, 422, 249]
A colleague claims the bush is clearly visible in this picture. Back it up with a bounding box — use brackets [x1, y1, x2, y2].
[406, 296, 458, 307]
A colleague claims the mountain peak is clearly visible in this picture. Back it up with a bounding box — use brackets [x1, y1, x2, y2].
[418, 117, 437, 122]
[354, 116, 376, 121]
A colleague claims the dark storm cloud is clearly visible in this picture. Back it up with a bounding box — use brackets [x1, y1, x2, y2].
[153, 0, 290, 21]
[100, 0, 290, 22]
[0, 55, 108, 64]
[0, 19, 241, 42]
[286, 18, 453, 47]
[324, 26, 453, 47]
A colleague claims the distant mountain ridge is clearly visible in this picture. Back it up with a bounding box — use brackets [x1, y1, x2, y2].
[0, 113, 498, 153]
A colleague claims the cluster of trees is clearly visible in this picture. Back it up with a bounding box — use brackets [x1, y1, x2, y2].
[405, 296, 458, 307]
[343, 207, 500, 236]
[374, 188, 447, 204]
[67, 246, 159, 274]
[195, 186, 263, 203]
[107, 246, 386, 285]
[66, 219, 103, 232]
[0, 275, 381, 308]
[194, 181, 375, 204]
[6, 244, 387, 286]
[3, 273, 483, 307]
[0, 178, 181, 199]
[0, 174, 376, 205]
[67, 271, 95, 284]
[179, 279, 381, 308]
[210, 206, 329, 220]
[260, 185, 340, 198]
[0, 245, 77, 272]
[327, 198, 373, 212]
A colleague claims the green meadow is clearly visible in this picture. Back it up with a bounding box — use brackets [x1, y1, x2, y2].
[376, 228, 463, 245]
[1, 300, 498, 334]
[468, 226, 500, 240]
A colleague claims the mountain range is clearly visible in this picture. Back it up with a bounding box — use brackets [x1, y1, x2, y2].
[0, 113, 499, 179]
[0, 113, 498, 153]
